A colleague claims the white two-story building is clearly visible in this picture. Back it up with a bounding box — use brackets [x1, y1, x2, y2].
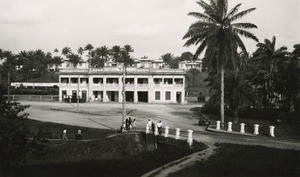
[58, 65, 186, 104]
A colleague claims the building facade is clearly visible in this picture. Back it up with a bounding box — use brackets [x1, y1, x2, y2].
[179, 60, 203, 71]
[59, 66, 186, 104]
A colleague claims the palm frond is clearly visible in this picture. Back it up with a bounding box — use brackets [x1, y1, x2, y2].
[197, 0, 221, 23]
[194, 39, 208, 58]
[226, 3, 242, 19]
[232, 23, 258, 29]
[230, 8, 256, 22]
[233, 33, 247, 52]
[234, 28, 259, 42]
[188, 12, 215, 22]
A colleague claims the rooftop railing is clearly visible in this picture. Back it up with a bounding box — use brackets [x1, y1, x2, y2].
[59, 67, 186, 75]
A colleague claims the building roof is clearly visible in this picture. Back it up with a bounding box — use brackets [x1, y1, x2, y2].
[59, 67, 186, 76]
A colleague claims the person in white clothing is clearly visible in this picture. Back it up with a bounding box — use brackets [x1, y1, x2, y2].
[62, 129, 68, 140]
[147, 119, 152, 132]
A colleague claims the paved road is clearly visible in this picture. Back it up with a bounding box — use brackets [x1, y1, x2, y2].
[22, 101, 300, 150]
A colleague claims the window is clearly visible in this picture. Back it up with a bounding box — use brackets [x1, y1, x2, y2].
[138, 78, 148, 84]
[154, 78, 162, 84]
[155, 91, 160, 100]
[61, 78, 69, 83]
[165, 91, 171, 100]
[70, 78, 78, 83]
[164, 78, 173, 84]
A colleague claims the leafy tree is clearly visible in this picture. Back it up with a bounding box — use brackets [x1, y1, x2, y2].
[225, 52, 254, 122]
[110, 45, 122, 61]
[161, 53, 180, 68]
[252, 36, 289, 108]
[118, 45, 134, 66]
[77, 47, 84, 56]
[84, 44, 94, 68]
[61, 46, 72, 57]
[0, 85, 30, 167]
[187, 68, 201, 87]
[51, 56, 63, 71]
[183, 0, 258, 126]
[275, 44, 300, 120]
[68, 53, 81, 68]
[53, 48, 59, 56]
[180, 51, 194, 61]
[0, 51, 17, 95]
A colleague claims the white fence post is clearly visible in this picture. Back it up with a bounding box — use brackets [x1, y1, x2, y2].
[269, 126, 275, 137]
[216, 121, 221, 130]
[187, 130, 193, 146]
[240, 123, 245, 133]
[227, 122, 232, 132]
[175, 128, 180, 140]
[164, 126, 169, 138]
[254, 124, 259, 135]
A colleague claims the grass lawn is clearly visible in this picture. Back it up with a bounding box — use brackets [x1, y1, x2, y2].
[169, 143, 300, 177]
[1, 119, 208, 177]
[194, 107, 300, 140]
[20, 119, 115, 140]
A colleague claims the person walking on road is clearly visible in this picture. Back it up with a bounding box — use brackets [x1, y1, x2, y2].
[147, 119, 152, 133]
[62, 129, 68, 140]
[157, 120, 162, 135]
[133, 119, 136, 130]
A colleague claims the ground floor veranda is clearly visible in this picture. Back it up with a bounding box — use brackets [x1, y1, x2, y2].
[59, 88, 185, 104]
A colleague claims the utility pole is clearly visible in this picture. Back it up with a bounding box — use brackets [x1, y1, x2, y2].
[122, 64, 126, 124]
[7, 71, 10, 101]
[77, 72, 80, 111]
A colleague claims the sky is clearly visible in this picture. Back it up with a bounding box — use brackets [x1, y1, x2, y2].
[0, 0, 299, 59]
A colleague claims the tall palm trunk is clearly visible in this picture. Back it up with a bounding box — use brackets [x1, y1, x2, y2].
[7, 71, 10, 101]
[220, 63, 225, 128]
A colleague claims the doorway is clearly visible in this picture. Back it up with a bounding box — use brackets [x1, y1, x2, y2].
[138, 91, 148, 102]
[176, 92, 182, 103]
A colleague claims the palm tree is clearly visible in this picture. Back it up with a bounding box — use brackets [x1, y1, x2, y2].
[54, 48, 59, 56]
[99, 46, 110, 61]
[68, 53, 81, 68]
[110, 45, 121, 61]
[183, 0, 258, 127]
[252, 36, 288, 108]
[77, 47, 84, 56]
[84, 44, 94, 68]
[119, 45, 134, 66]
[118, 45, 134, 124]
[61, 47, 72, 58]
[275, 44, 300, 117]
[1, 51, 16, 96]
[52, 56, 63, 71]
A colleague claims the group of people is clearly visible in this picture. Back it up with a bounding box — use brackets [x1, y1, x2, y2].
[121, 117, 136, 132]
[62, 129, 82, 140]
[147, 119, 163, 135]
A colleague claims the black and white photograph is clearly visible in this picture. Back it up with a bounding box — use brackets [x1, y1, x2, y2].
[0, 0, 299, 176]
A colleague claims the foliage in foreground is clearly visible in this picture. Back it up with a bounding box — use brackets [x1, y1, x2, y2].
[170, 143, 300, 177]
[0, 133, 207, 177]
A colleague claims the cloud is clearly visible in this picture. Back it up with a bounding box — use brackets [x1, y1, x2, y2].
[0, 1, 46, 26]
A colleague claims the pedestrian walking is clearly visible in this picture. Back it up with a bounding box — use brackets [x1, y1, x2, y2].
[133, 119, 136, 130]
[151, 122, 155, 134]
[157, 120, 162, 135]
[147, 119, 152, 133]
[129, 117, 132, 130]
[76, 129, 82, 140]
[62, 129, 68, 140]
[125, 118, 129, 130]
